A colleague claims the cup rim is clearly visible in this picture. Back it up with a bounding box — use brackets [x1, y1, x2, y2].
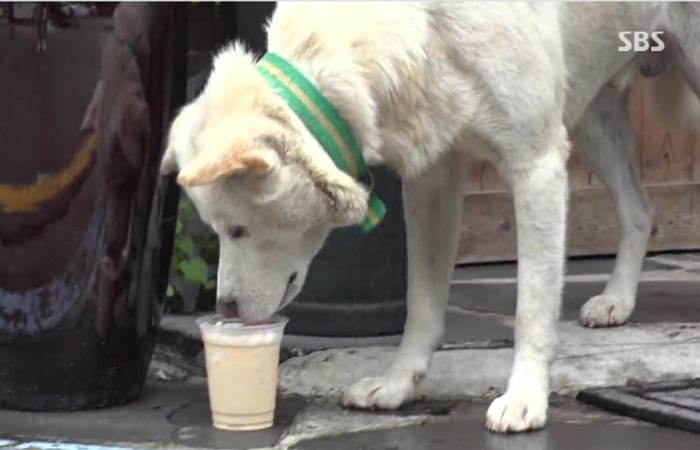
[195, 313, 289, 331]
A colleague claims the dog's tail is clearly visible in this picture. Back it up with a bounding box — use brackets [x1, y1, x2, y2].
[644, 62, 700, 136]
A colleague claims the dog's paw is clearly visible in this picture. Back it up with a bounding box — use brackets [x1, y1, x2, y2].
[340, 375, 417, 410]
[579, 294, 633, 328]
[485, 390, 548, 434]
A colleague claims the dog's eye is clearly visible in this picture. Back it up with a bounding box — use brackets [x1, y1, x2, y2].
[227, 225, 249, 239]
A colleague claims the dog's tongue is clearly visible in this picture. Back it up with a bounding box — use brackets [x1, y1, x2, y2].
[216, 302, 238, 319]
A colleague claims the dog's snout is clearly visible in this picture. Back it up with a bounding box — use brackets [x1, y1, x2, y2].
[288, 271, 298, 286]
[216, 297, 239, 318]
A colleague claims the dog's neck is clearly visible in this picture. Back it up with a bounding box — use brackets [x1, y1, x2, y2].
[255, 52, 387, 230]
[266, 53, 385, 168]
[264, 5, 443, 179]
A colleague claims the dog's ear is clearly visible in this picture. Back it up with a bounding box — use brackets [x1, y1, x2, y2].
[177, 147, 280, 187]
[80, 80, 104, 135]
[295, 151, 369, 227]
[160, 147, 178, 175]
[161, 101, 206, 176]
[315, 175, 370, 227]
[160, 121, 182, 177]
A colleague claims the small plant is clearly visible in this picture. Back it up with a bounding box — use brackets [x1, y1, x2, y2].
[166, 198, 219, 312]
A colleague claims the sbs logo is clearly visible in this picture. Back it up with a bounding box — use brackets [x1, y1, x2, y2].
[618, 31, 665, 52]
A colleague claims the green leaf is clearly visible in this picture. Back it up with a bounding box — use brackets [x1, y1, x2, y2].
[179, 199, 193, 212]
[176, 236, 196, 256]
[179, 257, 210, 285]
[205, 279, 217, 290]
[175, 219, 184, 234]
[166, 284, 175, 297]
[201, 239, 218, 252]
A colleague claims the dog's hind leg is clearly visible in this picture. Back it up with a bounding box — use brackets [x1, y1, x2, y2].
[486, 125, 570, 434]
[340, 151, 464, 410]
[573, 85, 653, 328]
[663, 8, 700, 136]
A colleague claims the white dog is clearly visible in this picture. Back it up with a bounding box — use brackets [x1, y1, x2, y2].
[160, 2, 700, 434]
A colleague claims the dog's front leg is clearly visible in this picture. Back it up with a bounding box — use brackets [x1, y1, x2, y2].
[340, 152, 464, 410]
[486, 130, 569, 433]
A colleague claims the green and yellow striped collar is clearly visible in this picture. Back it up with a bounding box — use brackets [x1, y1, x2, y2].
[255, 52, 385, 232]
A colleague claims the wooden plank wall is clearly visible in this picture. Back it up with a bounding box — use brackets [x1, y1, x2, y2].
[458, 77, 700, 264]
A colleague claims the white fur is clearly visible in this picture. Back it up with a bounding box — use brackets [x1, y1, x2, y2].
[160, 2, 700, 434]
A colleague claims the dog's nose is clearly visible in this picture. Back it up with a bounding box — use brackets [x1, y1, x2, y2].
[287, 271, 298, 286]
[216, 297, 238, 318]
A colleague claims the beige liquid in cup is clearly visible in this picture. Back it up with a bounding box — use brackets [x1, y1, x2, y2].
[197, 315, 288, 431]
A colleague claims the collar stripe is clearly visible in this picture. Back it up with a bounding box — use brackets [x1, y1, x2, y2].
[256, 60, 359, 178]
[255, 52, 386, 232]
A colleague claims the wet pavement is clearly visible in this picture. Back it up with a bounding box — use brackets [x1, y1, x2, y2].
[296, 413, 700, 450]
[578, 380, 700, 435]
[0, 254, 698, 448]
[0, 383, 696, 450]
[450, 279, 700, 323]
[0, 379, 307, 449]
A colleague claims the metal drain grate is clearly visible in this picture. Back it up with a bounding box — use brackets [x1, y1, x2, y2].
[577, 379, 700, 433]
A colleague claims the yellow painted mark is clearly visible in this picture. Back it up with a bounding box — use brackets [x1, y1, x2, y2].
[0, 133, 96, 212]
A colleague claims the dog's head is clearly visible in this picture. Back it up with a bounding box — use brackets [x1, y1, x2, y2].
[161, 44, 369, 323]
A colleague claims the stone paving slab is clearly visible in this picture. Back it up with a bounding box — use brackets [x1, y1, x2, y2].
[0, 439, 206, 450]
[3, 255, 694, 449]
[0, 380, 306, 450]
[453, 256, 679, 280]
[158, 255, 700, 371]
[292, 404, 699, 450]
[156, 311, 513, 380]
[279, 322, 700, 400]
[450, 280, 700, 323]
[0, 388, 659, 450]
[157, 309, 514, 377]
[656, 253, 700, 265]
[0, 396, 674, 450]
[443, 310, 512, 343]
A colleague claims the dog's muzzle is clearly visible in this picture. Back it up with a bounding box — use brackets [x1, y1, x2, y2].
[216, 299, 239, 318]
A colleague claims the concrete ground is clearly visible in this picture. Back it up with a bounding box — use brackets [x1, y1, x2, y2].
[0, 385, 698, 450]
[279, 254, 700, 401]
[0, 253, 699, 449]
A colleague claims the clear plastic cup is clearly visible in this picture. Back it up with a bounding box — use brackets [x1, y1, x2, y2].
[196, 314, 288, 431]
